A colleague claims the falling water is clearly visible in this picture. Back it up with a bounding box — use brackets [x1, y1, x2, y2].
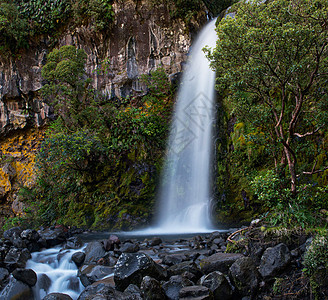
[153, 18, 218, 233]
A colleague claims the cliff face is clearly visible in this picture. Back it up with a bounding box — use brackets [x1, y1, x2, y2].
[0, 0, 206, 137]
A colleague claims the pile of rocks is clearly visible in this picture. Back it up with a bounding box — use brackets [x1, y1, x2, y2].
[0, 227, 318, 299]
[0, 225, 82, 299]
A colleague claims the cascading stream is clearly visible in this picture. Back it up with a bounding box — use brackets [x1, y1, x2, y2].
[153, 18, 218, 233]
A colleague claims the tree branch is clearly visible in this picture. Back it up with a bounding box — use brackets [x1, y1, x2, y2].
[294, 125, 324, 138]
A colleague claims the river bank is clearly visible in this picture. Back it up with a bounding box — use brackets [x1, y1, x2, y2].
[0, 224, 327, 299]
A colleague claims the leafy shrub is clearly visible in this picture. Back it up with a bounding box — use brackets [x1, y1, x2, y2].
[72, 0, 114, 31]
[304, 235, 328, 276]
[0, 1, 28, 53]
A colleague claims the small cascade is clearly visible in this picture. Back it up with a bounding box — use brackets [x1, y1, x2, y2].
[153, 18, 218, 234]
[26, 247, 84, 300]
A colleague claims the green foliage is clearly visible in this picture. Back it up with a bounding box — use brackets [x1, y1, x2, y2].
[19, 46, 174, 229]
[304, 235, 328, 276]
[17, 0, 71, 35]
[206, 0, 328, 194]
[0, 1, 28, 53]
[72, 0, 114, 31]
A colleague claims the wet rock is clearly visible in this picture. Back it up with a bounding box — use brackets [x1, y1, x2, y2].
[114, 252, 167, 291]
[160, 253, 188, 266]
[162, 275, 193, 300]
[200, 271, 233, 299]
[124, 284, 142, 298]
[229, 257, 259, 296]
[84, 241, 106, 264]
[72, 252, 86, 268]
[38, 273, 52, 293]
[43, 293, 73, 300]
[120, 242, 140, 253]
[0, 267, 9, 286]
[12, 268, 37, 286]
[97, 253, 117, 267]
[199, 252, 244, 274]
[77, 282, 128, 300]
[78, 264, 114, 287]
[140, 276, 167, 300]
[38, 227, 67, 247]
[3, 227, 23, 244]
[167, 261, 203, 280]
[20, 229, 40, 241]
[103, 235, 121, 251]
[179, 285, 213, 300]
[4, 247, 31, 271]
[259, 243, 291, 278]
[64, 236, 83, 249]
[149, 237, 162, 247]
[0, 277, 33, 300]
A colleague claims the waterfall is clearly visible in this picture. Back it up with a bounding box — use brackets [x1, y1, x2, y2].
[153, 18, 218, 233]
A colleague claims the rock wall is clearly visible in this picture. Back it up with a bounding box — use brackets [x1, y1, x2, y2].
[0, 0, 206, 137]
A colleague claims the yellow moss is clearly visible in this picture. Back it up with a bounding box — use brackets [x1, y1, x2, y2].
[0, 169, 11, 193]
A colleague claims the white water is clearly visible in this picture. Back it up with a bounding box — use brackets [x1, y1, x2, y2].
[26, 247, 84, 300]
[150, 18, 218, 234]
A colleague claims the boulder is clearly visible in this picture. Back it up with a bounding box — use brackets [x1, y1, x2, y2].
[78, 265, 114, 287]
[259, 243, 291, 278]
[20, 229, 40, 242]
[229, 257, 259, 296]
[43, 293, 73, 300]
[0, 267, 9, 286]
[72, 252, 86, 268]
[84, 241, 106, 264]
[199, 253, 244, 274]
[38, 227, 67, 247]
[160, 253, 188, 266]
[167, 261, 203, 280]
[114, 252, 167, 291]
[119, 242, 140, 253]
[77, 282, 130, 300]
[103, 235, 121, 251]
[179, 285, 213, 300]
[200, 271, 233, 299]
[38, 273, 52, 294]
[162, 275, 193, 300]
[3, 227, 23, 244]
[4, 247, 31, 271]
[12, 268, 37, 286]
[0, 277, 33, 300]
[124, 284, 142, 299]
[64, 237, 83, 250]
[149, 237, 162, 247]
[140, 276, 167, 300]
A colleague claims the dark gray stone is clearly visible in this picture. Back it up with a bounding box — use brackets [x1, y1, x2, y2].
[103, 235, 121, 251]
[84, 241, 106, 264]
[38, 273, 52, 293]
[149, 237, 162, 247]
[162, 275, 193, 300]
[199, 253, 244, 274]
[64, 236, 83, 249]
[160, 253, 188, 266]
[200, 271, 233, 299]
[167, 261, 203, 280]
[120, 242, 140, 253]
[3, 227, 23, 243]
[43, 293, 73, 300]
[179, 285, 213, 300]
[229, 257, 259, 296]
[0, 277, 33, 300]
[4, 247, 31, 271]
[38, 227, 67, 247]
[140, 276, 167, 300]
[114, 252, 167, 291]
[0, 267, 9, 287]
[72, 252, 86, 268]
[259, 243, 291, 278]
[20, 229, 40, 241]
[12, 268, 37, 286]
[78, 264, 114, 287]
[77, 282, 131, 300]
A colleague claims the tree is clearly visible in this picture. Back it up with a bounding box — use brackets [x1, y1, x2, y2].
[206, 0, 328, 193]
[41, 45, 90, 129]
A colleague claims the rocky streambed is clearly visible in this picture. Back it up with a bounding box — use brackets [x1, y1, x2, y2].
[0, 225, 326, 299]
